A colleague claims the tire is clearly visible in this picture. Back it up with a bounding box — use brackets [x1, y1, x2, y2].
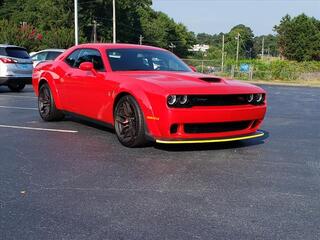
[8, 82, 25, 92]
[38, 83, 64, 121]
[114, 95, 149, 147]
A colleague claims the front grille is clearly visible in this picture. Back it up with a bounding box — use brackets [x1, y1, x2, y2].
[184, 121, 252, 134]
[189, 95, 255, 107]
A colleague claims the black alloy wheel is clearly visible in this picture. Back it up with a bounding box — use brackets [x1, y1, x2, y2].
[38, 83, 64, 121]
[114, 95, 148, 147]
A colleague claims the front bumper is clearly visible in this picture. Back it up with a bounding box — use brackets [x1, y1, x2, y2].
[146, 104, 267, 140]
[156, 130, 265, 144]
[0, 77, 32, 85]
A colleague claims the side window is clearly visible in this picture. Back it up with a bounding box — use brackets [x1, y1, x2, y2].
[32, 52, 47, 61]
[65, 49, 81, 67]
[0, 47, 6, 56]
[74, 49, 105, 71]
[47, 51, 62, 60]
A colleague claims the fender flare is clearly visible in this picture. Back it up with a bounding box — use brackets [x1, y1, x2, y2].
[38, 72, 63, 110]
[113, 83, 163, 138]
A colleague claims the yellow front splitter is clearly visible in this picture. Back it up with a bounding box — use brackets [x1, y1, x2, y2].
[156, 131, 265, 144]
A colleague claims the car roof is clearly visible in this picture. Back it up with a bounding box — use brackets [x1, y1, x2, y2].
[75, 43, 166, 51]
[32, 49, 65, 55]
[0, 44, 27, 49]
[36, 49, 65, 52]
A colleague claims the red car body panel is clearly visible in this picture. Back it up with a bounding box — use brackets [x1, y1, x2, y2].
[33, 43, 267, 142]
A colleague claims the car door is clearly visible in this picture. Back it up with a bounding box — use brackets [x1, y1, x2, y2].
[58, 49, 82, 112]
[60, 48, 112, 119]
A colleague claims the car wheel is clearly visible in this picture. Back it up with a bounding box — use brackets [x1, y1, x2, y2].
[38, 83, 64, 121]
[114, 95, 149, 147]
[8, 82, 25, 92]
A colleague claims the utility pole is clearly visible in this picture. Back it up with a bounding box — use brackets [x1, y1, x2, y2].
[236, 32, 240, 67]
[139, 35, 144, 45]
[261, 37, 265, 59]
[74, 0, 78, 45]
[221, 34, 225, 72]
[93, 20, 97, 43]
[169, 43, 176, 53]
[89, 20, 101, 43]
[113, 0, 116, 44]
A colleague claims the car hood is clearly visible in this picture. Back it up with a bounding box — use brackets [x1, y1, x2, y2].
[117, 71, 264, 95]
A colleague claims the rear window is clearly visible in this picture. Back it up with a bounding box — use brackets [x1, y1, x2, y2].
[5, 47, 30, 59]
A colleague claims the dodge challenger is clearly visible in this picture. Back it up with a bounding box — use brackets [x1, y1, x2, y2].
[32, 44, 267, 147]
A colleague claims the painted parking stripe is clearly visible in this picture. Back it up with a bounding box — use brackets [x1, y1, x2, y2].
[0, 105, 37, 110]
[0, 124, 78, 133]
[0, 94, 37, 99]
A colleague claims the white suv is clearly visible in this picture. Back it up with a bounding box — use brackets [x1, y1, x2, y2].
[0, 44, 33, 92]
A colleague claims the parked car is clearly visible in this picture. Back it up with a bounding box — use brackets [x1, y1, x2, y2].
[0, 44, 33, 91]
[32, 43, 267, 147]
[30, 49, 65, 67]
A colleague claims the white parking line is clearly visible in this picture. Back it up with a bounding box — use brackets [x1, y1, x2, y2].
[0, 105, 37, 110]
[0, 124, 78, 133]
[0, 94, 37, 99]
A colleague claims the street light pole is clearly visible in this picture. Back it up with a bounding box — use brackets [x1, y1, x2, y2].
[74, 0, 78, 45]
[236, 32, 240, 67]
[221, 34, 225, 72]
[113, 0, 116, 44]
[261, 36, 265, 59]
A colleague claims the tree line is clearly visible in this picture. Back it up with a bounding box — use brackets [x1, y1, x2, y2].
[0, 0, 319, 62]
[0, 0, 195, 57]
[196, 14, 320, 62]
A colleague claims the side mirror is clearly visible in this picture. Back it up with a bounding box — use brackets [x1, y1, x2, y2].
[79, 62, 96, 74]
[189, 65, 197, 72]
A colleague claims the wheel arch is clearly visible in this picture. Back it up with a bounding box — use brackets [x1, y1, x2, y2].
[112, 88, 161, 139]
[38, 76, 63, 110]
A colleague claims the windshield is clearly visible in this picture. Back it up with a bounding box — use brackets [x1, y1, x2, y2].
[107, 48, 191, 72]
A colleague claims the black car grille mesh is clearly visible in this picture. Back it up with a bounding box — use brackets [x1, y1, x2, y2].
[184, 121, 252, 134]
[189, 95, 256, 106]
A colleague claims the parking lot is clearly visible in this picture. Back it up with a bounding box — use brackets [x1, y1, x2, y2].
[0, 84, 319, 240]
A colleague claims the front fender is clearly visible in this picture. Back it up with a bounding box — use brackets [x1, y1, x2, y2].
[114, 82, 167, 138]
[38, 71, 63, 110]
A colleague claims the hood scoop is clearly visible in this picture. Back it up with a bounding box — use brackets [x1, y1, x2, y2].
[199, 77, 222, 83]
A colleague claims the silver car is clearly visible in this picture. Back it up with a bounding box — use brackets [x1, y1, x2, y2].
[0, 44, 33, 92]
[30, 49, 65, 67]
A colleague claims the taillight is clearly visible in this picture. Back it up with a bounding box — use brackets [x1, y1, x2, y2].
[0, 57, 17, 63]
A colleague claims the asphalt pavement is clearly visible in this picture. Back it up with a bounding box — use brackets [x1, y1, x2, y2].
[0, 84, 319, 240]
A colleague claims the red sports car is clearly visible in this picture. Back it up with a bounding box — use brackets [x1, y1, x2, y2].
[32, 43, 267, 147]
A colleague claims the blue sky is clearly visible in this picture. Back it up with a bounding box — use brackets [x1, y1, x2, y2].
[152, 0, 320, 36]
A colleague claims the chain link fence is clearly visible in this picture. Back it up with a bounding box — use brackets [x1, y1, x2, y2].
[182, 59, 320, 81]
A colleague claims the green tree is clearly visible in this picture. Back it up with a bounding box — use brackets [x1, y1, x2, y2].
[0, 0, 196, 56]
[274, 14, 320, 61]
[225, 24, 255, 60]
[253, 34, 279, 57]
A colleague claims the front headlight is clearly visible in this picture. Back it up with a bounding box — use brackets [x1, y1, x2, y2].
[167, 95, 189, 107]
[167, 95, 177, 106]
[255, 93, 264, 103]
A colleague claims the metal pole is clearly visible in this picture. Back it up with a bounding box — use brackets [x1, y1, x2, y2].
[261, 37, 265, 59]
[113, 0, 116, 44]
[236, 32, 240, 67]
[139, 35, 144, 45]
[74, 0, 78, 45]
[221, 34, 225, 72]
[93, 20, 97, 43]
